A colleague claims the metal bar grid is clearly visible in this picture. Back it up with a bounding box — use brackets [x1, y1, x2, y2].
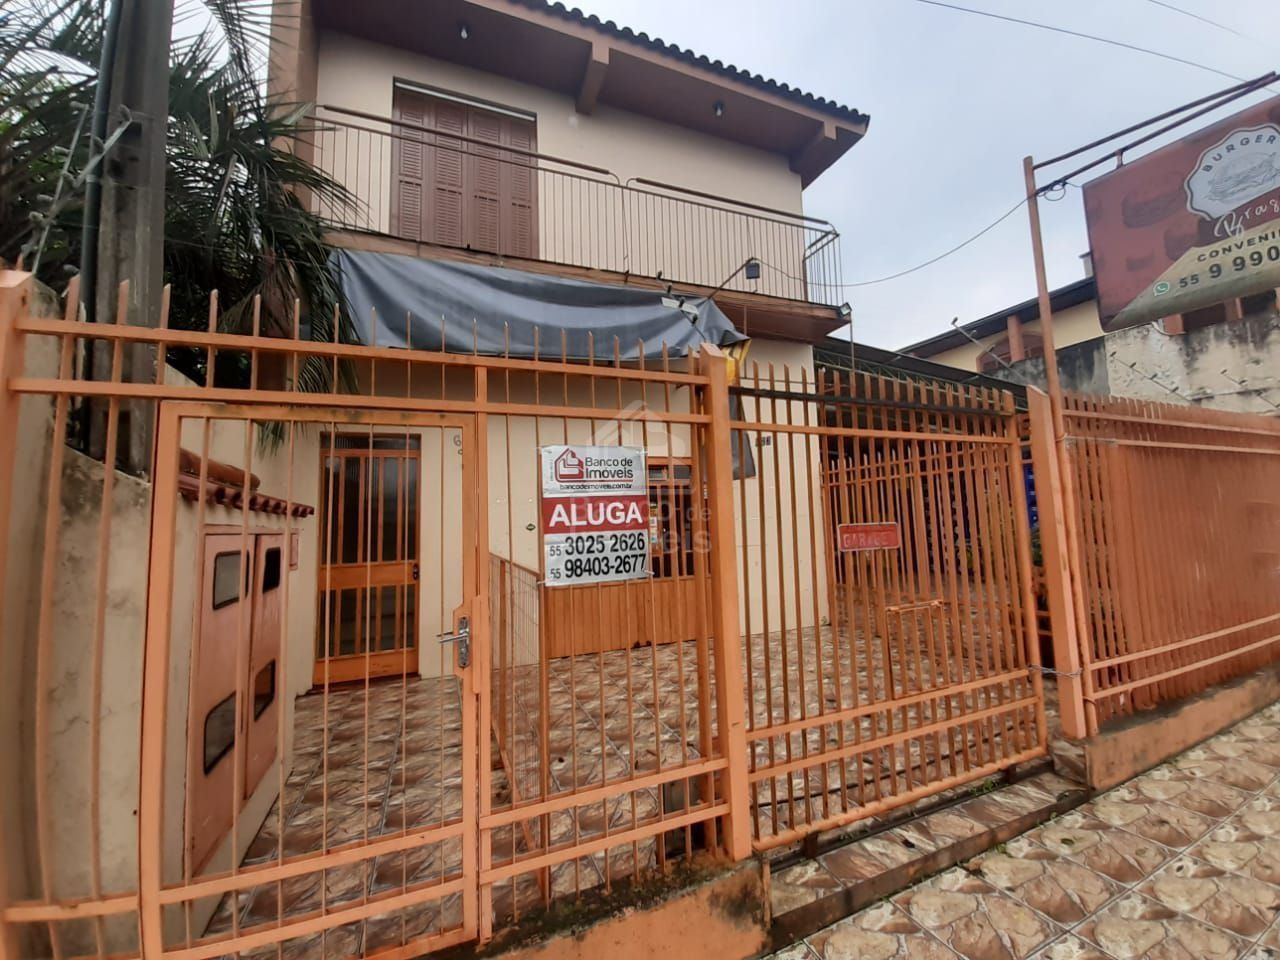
[0, 271, 1067, 956]
[733, 366, 1047, 850]
[1049, 391, 1280, 736]
[0, 272, 741, 959]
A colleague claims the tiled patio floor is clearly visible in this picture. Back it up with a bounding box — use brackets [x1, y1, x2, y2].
[774, 700, 1280, 960]
[205, 617, 1061, 955]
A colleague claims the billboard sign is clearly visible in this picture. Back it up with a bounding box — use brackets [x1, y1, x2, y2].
[1083, 95, 1280, 331]
[539, 445, 650, 587]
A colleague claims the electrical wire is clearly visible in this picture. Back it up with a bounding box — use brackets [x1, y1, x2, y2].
[1143, 0, 1265, 48]
[914, 0, 1247, 83]
[1142, 0, 1280, 77]
[760, 195, 1029, 290]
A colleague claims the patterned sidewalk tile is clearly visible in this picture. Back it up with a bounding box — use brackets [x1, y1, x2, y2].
[1037, 811, 1176, 886]
[966, 836, 1122, 927]
[771, 699, 1280, 960]
[772, 859, 845, 914]
[1030, 934, 1117, 960]
[893, 867, 1060, 960]
[1075, 891, 1249, 960]
[806, 902, 961, 959]
[1136, 854, 1280, 939]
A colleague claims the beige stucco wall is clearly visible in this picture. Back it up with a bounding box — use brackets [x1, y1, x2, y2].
[921, 299, 1103, 372]
[735, 339, 828, 634]
[312, 31, 809, 296]
[1106, 310, 1280, 414]
[370, 336, 827, 648]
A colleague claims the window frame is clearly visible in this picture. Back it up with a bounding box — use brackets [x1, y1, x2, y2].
[202, 692, 237, 775]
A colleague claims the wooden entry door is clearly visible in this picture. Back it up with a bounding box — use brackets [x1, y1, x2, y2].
[315, 434, 422, 685]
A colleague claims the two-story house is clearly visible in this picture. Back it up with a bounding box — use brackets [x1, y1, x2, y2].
[262, 0, 870, 683]
[270, 0, 866, 340]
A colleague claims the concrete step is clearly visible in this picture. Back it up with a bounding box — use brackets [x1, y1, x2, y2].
[764, 769, 1089, 954]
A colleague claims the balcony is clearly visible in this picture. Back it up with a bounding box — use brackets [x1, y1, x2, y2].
[307, 106, 844, 310]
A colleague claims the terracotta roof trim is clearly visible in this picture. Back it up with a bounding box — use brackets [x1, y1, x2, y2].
[510, 0, 870, 127]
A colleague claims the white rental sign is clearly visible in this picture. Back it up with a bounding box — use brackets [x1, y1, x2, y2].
[539, 445, 650, 587]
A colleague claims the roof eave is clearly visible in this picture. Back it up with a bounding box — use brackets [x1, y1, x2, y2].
[900, 277, 1097, 357]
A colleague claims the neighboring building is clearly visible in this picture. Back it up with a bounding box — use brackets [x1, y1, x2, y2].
[899, 276, 1101, 377]
[901, 262, 1280, 415]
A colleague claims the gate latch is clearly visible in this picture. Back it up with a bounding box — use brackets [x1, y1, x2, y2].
[439, 616, 471, 667]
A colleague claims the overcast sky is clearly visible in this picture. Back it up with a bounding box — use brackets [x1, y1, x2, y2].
[563, 0, 1280, 350]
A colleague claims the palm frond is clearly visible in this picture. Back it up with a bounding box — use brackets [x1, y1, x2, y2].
[1, 0, 359, 408]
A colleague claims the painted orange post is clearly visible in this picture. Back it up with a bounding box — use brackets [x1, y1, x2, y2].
[473, 366, 494, 943]
[1026, 387, 1088, 739]
[138, 402, 185, 957]
[1023, 156, 1094, 740]
[0, 271, 32, 960]
[698, 344, 751, 860]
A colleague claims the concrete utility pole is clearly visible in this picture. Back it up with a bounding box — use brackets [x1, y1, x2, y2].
[90, 0, 172, 477]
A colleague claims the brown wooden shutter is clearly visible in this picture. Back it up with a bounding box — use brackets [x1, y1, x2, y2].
[467, 108, 504, 254]
[427, 99, 467, 249]
[391, 95, 427, 241]
[505, 116, 537, 259]
[390, 88, 538, 259]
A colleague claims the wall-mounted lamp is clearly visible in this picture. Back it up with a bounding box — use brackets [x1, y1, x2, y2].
[837, 302, 852, 321]
[713, 101, 725, 118]
[744, 258, 761, 281]
[458, 22, 471, 40]
[662, 295, 701, 323]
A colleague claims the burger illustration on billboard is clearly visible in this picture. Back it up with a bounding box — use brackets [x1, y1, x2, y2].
[1186, 124, 1280, 220]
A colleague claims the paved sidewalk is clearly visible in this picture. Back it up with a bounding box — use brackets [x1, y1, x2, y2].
[774, 700, 1280, 960]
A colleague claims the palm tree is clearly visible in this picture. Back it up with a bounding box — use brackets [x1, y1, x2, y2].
[0, 0, 357, 392]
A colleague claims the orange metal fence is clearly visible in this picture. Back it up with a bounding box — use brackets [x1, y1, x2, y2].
[0, 270, 750, 959]
[732, 368, 1046, 848]
[0, 268, 1049, 959]
[1029, 389, 1280, 738]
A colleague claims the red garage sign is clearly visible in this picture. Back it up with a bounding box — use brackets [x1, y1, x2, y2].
[837, 522, 901, 552]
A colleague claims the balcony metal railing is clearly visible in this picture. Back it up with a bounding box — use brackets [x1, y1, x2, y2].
[308, 105, 844, 307]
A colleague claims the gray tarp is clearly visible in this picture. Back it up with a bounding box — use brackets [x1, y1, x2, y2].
[330, 249, 746, 360]
[330, 248, 755, 478]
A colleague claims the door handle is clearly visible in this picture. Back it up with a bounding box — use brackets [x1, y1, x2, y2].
[412, 563, 419, 582]
[438, 615, 470, 667]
